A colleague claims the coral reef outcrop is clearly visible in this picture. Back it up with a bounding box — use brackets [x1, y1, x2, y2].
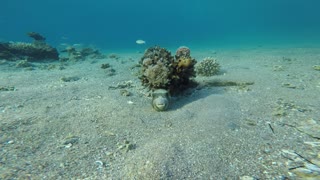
[139, 46, 197, 111]
[139, 46, 197, 94]
[139, 46, 175, 90]
[0, 32, 59, 61]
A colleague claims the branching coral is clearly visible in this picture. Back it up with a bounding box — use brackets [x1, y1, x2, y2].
[195, 57, 220, 76]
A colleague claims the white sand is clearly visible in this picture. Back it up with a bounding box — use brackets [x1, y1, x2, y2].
[0, 45, 319, 179]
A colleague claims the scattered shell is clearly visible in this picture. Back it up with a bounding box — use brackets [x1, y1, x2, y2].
[120, 89, 131, 96]
[240, 176, 256, 180]
[95, 161, 104, 168]
[65, 143, 72, 148]
[304, 142, 320, 147]
[105, 151, 113, 156]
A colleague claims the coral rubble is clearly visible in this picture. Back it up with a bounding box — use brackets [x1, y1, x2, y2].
[0, 32, 59, 61]
[139, 46, 197, 94]
[60, 46, 106, 62]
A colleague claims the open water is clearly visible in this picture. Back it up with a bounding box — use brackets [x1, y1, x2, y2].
[2, 0, 320, 49]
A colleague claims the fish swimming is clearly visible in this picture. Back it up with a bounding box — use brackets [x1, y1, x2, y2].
[136, 39, 146, 44]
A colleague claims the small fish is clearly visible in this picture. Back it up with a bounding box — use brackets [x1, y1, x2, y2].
[60, 36, 69, 40]
[73, 43, 83, 47]
[59, 43, 69, 46]
[136, 39, 146, 44]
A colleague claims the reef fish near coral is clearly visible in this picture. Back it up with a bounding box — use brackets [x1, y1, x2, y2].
[152, 89, 170, 111]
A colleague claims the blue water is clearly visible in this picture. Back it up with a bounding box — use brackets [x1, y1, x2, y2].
[2, 0, 320, 50]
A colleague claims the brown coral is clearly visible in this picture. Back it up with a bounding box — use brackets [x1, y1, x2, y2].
[139, 46, 174, 90]
[174, 46, 197, 79]
[139, 46, 197, 94]
[143, 62, 170, 89]
[175, 46, 190, 59]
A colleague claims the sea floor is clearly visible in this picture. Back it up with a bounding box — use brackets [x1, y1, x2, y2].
[0, 45, 320, 179]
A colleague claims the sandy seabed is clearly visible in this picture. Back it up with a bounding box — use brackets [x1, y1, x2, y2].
[0, 45, 320, 179]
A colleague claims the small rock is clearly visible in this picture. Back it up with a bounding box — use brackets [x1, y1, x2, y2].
[120, 89, 131, 96]
[101, 63, 110, 69]
[63, 136, 79, 145]
[95, 161, 104, 167]
[60, 76, 80, 82]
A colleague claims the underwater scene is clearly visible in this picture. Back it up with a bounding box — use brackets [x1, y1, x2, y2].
[1, 0, 320, 179]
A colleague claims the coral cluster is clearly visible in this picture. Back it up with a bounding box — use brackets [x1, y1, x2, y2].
[139, 46, 196, 94]
[139, 46, 174, 89]
[195, 57, 220, 76]
[173, 46, 197, 90]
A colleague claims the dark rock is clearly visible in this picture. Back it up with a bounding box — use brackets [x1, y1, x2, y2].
[101, 63, 110, 69]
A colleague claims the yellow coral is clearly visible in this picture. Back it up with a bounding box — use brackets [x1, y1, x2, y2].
[177, 57, 192, 68]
